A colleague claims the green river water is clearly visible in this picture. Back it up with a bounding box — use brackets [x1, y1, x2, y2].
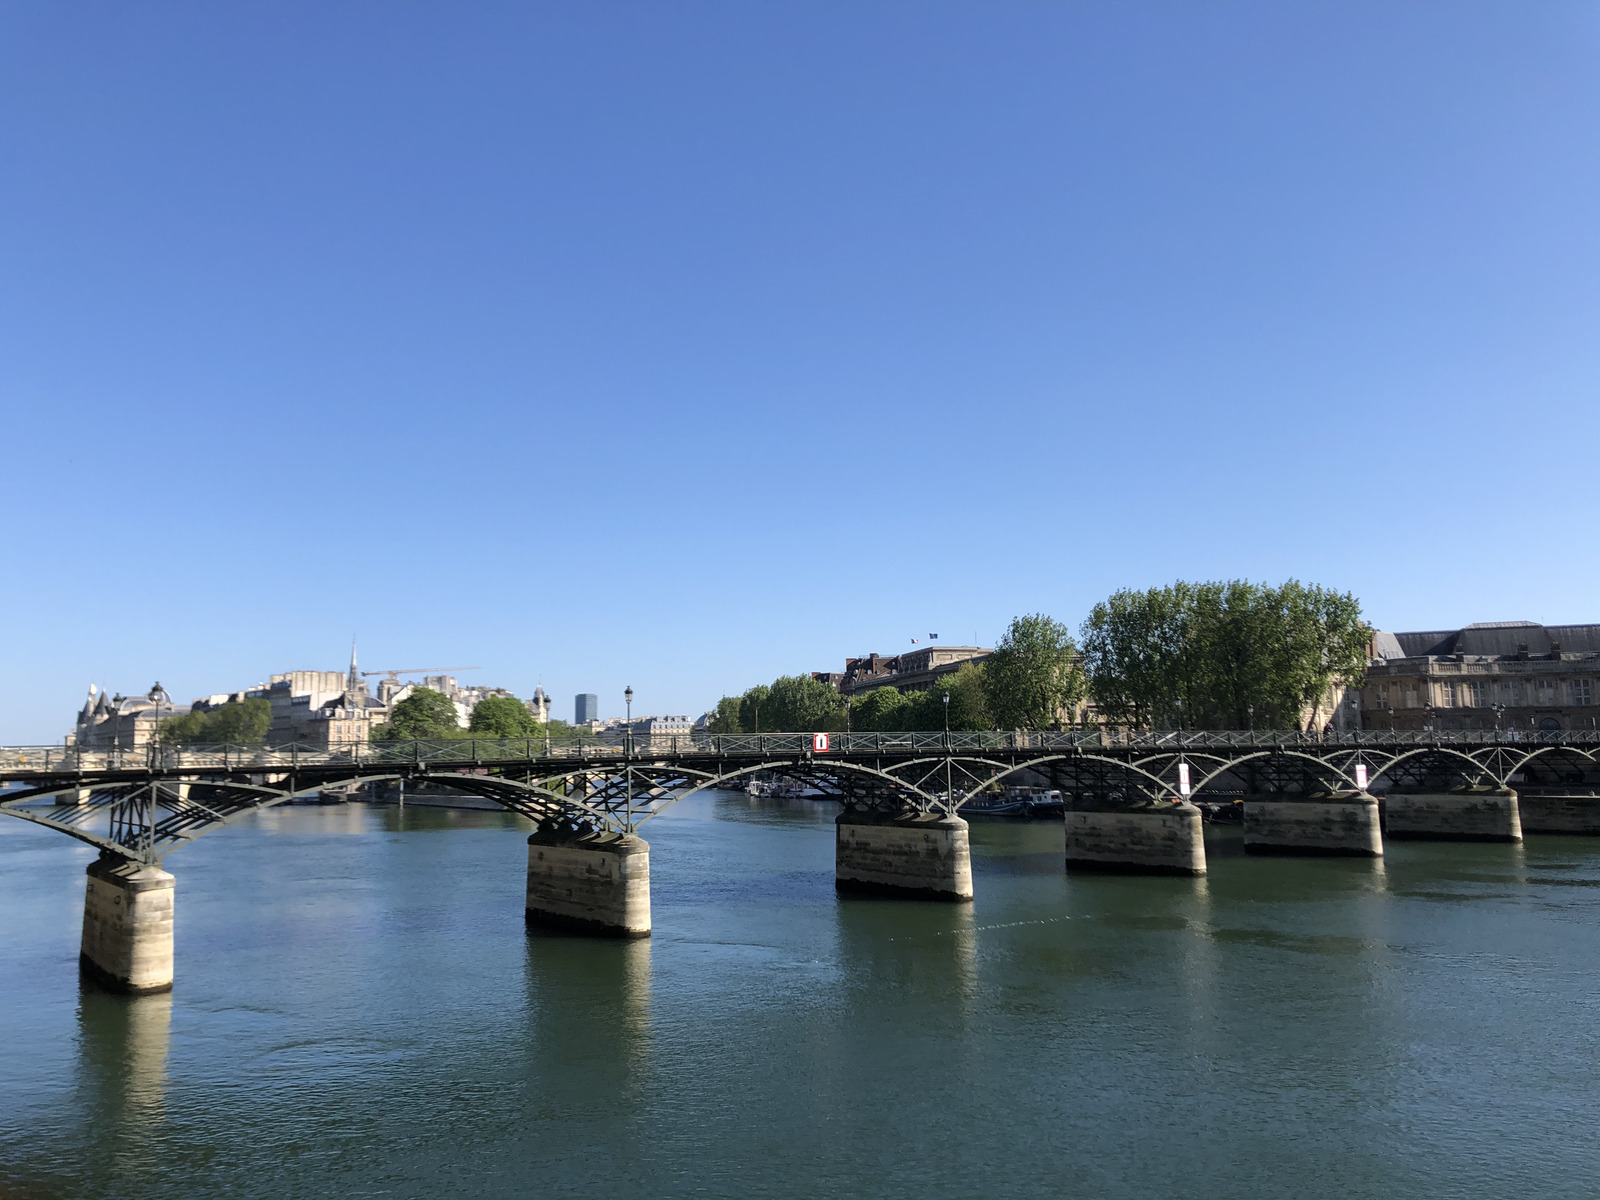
[2, 793, 1598, 1198]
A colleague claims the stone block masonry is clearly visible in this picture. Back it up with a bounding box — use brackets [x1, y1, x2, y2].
[836, 812, 974, 901]
[1243, 794, 1383, 857]
[1383, 789, 1521, 842]
[526, 831, 651, 937]
[1516, 794, 1600, 835]
[81, 856, 175, 993]
[1064, 802, 1207, 875]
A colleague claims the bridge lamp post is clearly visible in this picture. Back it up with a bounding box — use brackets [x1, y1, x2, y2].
[145, 683, 171, 862]
[624, 686, 634, 834]
[942, 692, 952, 811]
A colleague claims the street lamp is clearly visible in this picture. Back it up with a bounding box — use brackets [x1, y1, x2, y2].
[942, 691, 953, 809]
[845, 696, 852, 736]
[145, 682, 171, 862]
[623, 685, 635, 832]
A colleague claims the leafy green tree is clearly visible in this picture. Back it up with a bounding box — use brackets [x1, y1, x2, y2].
[738, 684, 771, 733]
[159, 698, 272, 745]
[935, 662, 993, 730]
[469, 695, 539, 738]
[763, 674, 846, 732]
[373, 687, 461, 740]
[707, 696, 743, 735]
[984, 614, 1085, 729]
[1081, 580, 1368, 730]
[850, 686, 911, 731]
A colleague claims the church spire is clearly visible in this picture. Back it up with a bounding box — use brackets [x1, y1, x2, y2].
[347, 638, 359, 692]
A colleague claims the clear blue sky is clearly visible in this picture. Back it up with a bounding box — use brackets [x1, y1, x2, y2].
[2, 2, 1596, 741]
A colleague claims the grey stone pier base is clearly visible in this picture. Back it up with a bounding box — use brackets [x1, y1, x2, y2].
[836, 812, 974, 901]
[526, 830, 651, 937]
[1515, 794, 1600, 835]
[1064, 801, 1207, 875]
[1384, 788, 1522, 842]
[1243, 792, 1383, 857]
[80, 856, 175, 994]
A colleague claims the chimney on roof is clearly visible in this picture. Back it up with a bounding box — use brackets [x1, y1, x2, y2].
[1516, 642, 1529, 660]
[1550, 640, 1562, 659]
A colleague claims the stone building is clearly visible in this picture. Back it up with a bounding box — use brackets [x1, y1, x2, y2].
[73, 683, 189, 750]
[1361, 621, 1600, 732]
[265, 651, 387, 748]
[830, 646, 993, 696]
[527, 686, 550, 724]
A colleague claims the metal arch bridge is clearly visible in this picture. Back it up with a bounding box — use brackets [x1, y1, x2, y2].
[3, 729, 1597, 867]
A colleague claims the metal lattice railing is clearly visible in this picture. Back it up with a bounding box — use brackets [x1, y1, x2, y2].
[3, 726, 1600, 779]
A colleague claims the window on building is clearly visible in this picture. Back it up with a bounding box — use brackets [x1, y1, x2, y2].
[1443, 682, 1457, 707]
[1471, 681, 1488, 708]
[1577, 680, 1593, 707]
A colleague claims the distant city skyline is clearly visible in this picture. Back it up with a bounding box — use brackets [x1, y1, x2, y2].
[2, 3, 1596, 742]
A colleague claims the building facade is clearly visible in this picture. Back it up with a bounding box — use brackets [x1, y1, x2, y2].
[830, 646, 993, 696]
[73, 683, 188, 750]
[1361, 621, 1600, 732]
[575, 693, 599, 724]
[527, 686, 550, 724]
[266, 651, 387, 748]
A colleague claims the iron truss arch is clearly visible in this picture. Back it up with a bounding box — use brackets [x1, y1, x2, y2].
[5, 730, 1598, 856]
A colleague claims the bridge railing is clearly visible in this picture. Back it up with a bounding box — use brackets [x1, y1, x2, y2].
[3, 726, 1598, 780]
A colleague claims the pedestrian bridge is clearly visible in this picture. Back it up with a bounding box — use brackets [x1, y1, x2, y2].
[4, 729, 1597, 994]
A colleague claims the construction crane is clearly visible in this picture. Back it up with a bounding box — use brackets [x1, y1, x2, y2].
[360, 666, 482, 683]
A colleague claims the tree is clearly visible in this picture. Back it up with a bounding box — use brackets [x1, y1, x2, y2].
[159, 698, 272, 745]
[1080, 579, 1369, 730]
[707, 696, 742, 735]
[936, 662, 992, 730]
[469, 695, 539, 739]
[738, 685, 771, 733]
[851, 686, 911, 731]
[763, 674, 845, 732]
[984, 614, 1085, 730]
[374, 688, 461, 740]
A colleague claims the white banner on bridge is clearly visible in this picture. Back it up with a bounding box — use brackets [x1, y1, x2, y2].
[1177, 762, 1191, 796]
[1355, 764, 1369, 790]
[813, 733, 830, 752]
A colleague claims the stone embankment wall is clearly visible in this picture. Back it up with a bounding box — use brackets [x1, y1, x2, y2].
[81, 857, 175, 993]
[1384, 790, 1521, 842]
[1243, 796, 1383, 856]
[1064, 803, 1206, 875]
[526, 832, 651, 937]
[835, 813, 973, 900]
[1516, 794, 1600, 834]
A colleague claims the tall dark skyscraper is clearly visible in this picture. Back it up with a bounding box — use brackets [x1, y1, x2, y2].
[574, 693, 598, 724]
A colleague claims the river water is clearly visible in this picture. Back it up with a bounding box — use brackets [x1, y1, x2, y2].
[2, 793, 1599, 1199]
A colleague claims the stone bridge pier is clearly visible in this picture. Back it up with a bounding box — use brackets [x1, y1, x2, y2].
[1242, 792, 1384, 856]
[1064, 800, 1207, 875]
[835, 810, 974, 901]
[80, 855, 175, 994]
[525, 826, 652, 937]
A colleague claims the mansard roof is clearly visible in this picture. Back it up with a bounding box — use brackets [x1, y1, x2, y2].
[1382, 622, 1600, 659]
